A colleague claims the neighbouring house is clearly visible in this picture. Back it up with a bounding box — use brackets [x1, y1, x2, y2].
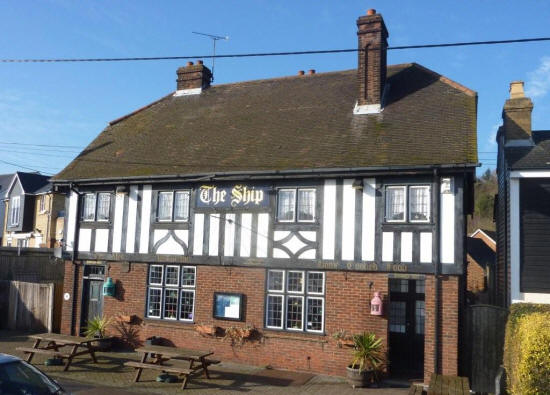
[496, 81, 550, 305]
[0, 173, 14, 245]
[466, 229, 495, 303]
[2, 172, 65, 248]
[52, 10, 477, 382]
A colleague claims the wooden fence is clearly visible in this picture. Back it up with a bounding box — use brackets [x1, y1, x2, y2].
[464, 304, 508, 394]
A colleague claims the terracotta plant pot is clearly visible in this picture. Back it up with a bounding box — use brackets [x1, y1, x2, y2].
[196, 324, 218, 336]
[93, 338, 113, 352]
[346, 365, 374, 388]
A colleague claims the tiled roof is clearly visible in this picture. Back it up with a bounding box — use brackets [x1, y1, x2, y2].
[16, 172, 51, 194]
[467, 236, 495, 269]
[506, 130, 550, 169]
[53, 63, 478, 181]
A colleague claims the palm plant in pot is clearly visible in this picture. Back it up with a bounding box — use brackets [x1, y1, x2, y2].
[84, 315, 113, 351]
[346, 332, 385, 388]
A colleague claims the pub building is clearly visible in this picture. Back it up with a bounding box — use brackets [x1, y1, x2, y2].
[54, 9, 477, 382]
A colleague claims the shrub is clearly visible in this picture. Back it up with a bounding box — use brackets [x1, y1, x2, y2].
[504, 303, 550, 394]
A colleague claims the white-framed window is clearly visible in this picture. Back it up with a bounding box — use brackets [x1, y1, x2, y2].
[9, 196, 20, 226]
[156, 190, 190, 222]
[409, 186, 431, 222]
[265, 269, 325, 333]
[146, 264, 196, 322]
[277, 188, 316, 222]
[385, 185, 432, 223]
[39, 195, 46, 212]
[82, 192, 111, 222]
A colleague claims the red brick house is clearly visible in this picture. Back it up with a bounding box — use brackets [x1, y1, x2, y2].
[53, 10, 477, 383]
[466, 229, 495, 303]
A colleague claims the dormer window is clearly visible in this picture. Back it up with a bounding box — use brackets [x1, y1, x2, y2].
[9, 196, 20, 226]
[156, 190, 190, 222]
[82, 192, 111, 222]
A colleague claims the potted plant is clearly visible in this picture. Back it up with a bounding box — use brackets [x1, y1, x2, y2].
[195, 323, 219, 337]
[84, 315, 113, 351]
[346, 332, 384, 388]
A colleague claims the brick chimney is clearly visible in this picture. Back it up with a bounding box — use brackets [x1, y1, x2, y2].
[174, 60, 212, 96]
[354, 9, 389, 115]
[502, 81, 533, 144]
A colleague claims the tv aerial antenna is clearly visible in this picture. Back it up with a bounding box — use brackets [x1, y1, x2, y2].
[192, 31, 229, 82]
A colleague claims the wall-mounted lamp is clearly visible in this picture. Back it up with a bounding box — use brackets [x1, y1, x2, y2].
[370, 291, 383, 316]
[440, 177, 453, 194]
[103, 277, 116, 297]
[352, 178, 363, 190]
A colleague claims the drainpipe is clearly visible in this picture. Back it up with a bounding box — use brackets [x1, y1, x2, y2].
[69, 184, 80, 336]
[433, 169, 441, 375]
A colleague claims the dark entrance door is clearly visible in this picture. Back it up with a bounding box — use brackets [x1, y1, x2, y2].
[80, 265, 105, 334]
[388, 278, 425, 379]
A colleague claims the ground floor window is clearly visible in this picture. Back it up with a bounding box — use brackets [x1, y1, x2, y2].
[265, 270, 325, 333]
[146, 264, 196, 322]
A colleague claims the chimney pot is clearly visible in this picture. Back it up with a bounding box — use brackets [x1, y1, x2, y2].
[298, 70, 305, 75]
[367, 9, 376, 15]
[186, 61, 194, 66]
[176, 61, 212, 94]
[197, 60, 204, 65]
[308, 69, 316, 75]
[509, 81, 525, 99]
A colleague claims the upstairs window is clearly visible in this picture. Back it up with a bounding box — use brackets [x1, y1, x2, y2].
[277, 188, 316, 223]
[39, 195, 46, 212]
[9, 196, 20, 226]
[385, 185, 431, 223]
[157, 191, 190, 222]
[82, 192, 111, 222]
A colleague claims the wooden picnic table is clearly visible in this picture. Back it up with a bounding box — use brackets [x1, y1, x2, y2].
[16, 333, 104, 372]
[125, 345, 218, 390]
[427, 374, 470, 395]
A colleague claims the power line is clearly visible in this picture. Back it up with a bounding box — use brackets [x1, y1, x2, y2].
[0, 141, 84, 149]
[0, 159, 57, 175]
[1, 37, 549, 63]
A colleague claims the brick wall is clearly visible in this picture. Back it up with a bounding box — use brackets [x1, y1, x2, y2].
[466, 258, 486, 293]
[61, 262, 461, 380]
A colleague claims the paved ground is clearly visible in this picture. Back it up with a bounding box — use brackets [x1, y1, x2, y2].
[0, 330, 411, 394]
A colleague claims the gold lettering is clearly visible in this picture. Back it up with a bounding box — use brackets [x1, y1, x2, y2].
[231, 185, 243, 207]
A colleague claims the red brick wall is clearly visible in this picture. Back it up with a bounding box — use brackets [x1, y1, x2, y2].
[61, 261, 83, 336]
[466, 257, 486, 293]
[60, 262, 461, 381]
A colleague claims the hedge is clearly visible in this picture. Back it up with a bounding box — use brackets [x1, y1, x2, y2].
[504, 303, 550, 394]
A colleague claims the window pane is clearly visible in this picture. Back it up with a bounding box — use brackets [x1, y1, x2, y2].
[307, 272, 324, 294]
[97, 193, 110, 221]
[147, 288, 161, 317]
[180, 290, 194, 321]
[287, 271, 304, 293]
[40, 195, 45, 212]
[181, 267, 195, 287]
[410, 186, 430, 221]
[286, 296, 303, 330]
[157, 192, 173, 221]
[386, 187, 405, 221]
[163, 289, 178, 319]
[83, 194, 96, 221]
[307, 298, 323, 332]
[297, 189, 315, 221]
[266, 295, 283, 328]
[415, 301, 425, 335]
[267, 271, 284, 292]
[149, 265, 163, 285]
[277, 189, 296, 221]
[415, 280, 425, 294]
[165, 266, 179, 286]
[390, 279, 409, 293]
[10, 197, 20, 225]
[389, 301, 406, 333]
[174, 191, 190, 221]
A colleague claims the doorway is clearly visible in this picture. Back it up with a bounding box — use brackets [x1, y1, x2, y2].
[388, 278, 425, 379]
[80, 265, 106, 334]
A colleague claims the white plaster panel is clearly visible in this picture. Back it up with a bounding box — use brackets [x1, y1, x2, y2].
[156, 233, 185, 255]
[274, 231, 290, 242]
[420, 232, 432, 263]
[341, 179, 356, 260]
[112, 192, 125, 253]
[66, 191, 78, 252]
[224, 213, 235, 257]
[401, 232, 413, 263]
[440, 177, 455, 264]
[362, 178, 376, 261]
[240, 213, 252, 257]
[209, 214, 219, 256]
[382, 232, 393, 262]
[139, 185, 152, 254]
[322, 179, 336, 260]
[94, 229, 109, 252]
[283, 235, 307, 254]
[256, 213, 269, 258]
[193, 213, 204, 255]
[174, 229, 188, 247]
[125, 185, 138, 253]
[273, 248, 290, 259]
[299, 231, 316, 242]
[78, 228, 91, 252]
[153, 229, 168, 244]
[299, 249, 316, 259]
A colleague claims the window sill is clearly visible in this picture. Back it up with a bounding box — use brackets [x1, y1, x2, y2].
[262, 329, 328, 343]
[143, 318, 196, 330]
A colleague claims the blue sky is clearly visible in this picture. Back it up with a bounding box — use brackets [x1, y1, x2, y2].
[1, 1, 550, 176]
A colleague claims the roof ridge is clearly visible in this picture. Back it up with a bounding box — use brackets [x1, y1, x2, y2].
[109, 92, 175, 126]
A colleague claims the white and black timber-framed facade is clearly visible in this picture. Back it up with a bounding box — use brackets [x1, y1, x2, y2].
[53, 10, 477, 383]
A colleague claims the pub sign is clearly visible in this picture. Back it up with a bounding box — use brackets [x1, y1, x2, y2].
[196, 185, 270, 208]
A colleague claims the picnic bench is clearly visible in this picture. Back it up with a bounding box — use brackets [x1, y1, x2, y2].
[426, 374, 470, 395]
[16, 333, 104, 372]
[124, 345, 219, 390]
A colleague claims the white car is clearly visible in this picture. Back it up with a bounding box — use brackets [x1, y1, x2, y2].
[0, 353, 67, 394]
